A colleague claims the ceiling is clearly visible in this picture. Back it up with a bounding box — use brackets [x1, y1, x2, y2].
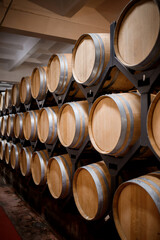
[0, 0, 129, 90]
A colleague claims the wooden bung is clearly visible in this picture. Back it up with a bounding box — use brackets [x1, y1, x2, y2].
[73, 161, 111, 220]
[0, 140, 7, 160]
[88, 92, 141, 156]
[10, 143, 22, 170]
[14, 113, 24, 138]
[5, 142, 12, 165]
[72, 33, 134, 90]
[23, 110, 39, 141]
[58, 100, 89, 148]
[1, 115, 8, 136]
[47, 154, 73, 199]
[147, 91, 160, 157]
[113, 172, 160, 240]
[20, 146, 33, 177]
[37, 106, 58, 144]
[47, 53, 83, 97]
[11, 83, 20, 107]
[114, 0, 160, 70]
[31, 150, 49, 185]
[31, 66, 48, 100]
[7, 114, 15, 137]
[20, 77, 32, 104]
[0, 92, 5, 111]
[5, 89, 12, 109]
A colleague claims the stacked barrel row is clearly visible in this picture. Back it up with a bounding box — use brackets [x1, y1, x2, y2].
[0, 1, 160, 239]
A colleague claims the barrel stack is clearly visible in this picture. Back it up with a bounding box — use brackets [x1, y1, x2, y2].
[0, 1, 160, 239]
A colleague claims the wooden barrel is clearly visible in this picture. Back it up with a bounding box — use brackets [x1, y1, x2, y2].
[73, 161, 111, 220]
[0, 140, 7, 160]
[23, 110, 39, 141]
[31, 150, 49, 185]
[31, 66, 48, 100]
[114, 0, 160, 70]
[10, 143, 22, 170]
[47, 53, 83, 97]
[37, 106, 58, 144]
[0, 92, 5, 111]
[47, 154, 72, 199]
[5, 142, 12, 164]
[58, 101, 89, 148]
[20, 146, 33, 176]
[72, 33, 134, 90]
[147, 91, 160, 157]
[14, 113, 24, 138]
[0, 117, 2, 136]
[113, 172, 160, 240]
[72, 33, 110, 86]
[6, 114, 15, 137]
[19, 77, 32, 104]
[11, 83, 20, 107]
[88, 93, 141, 156]
[1, 115, 8, 136]
[5, 89, 12, 109]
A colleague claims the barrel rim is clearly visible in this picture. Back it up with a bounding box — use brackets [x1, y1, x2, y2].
[114, 0, 160, 70]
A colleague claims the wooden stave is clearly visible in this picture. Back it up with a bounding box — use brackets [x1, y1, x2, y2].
[1, 115, 8, 136]
[73, 161, 111, 220]
[11, 83, 20, 107]
[5, 89, 12, 109]
[20, 77, 32, 104]
[31, 150, 49, 185]
[31, 66, 48, 100]
[114, 0, 160, 71]
[23, 110, 39, 141]
[0, 92, 5, 111]
[113, 172, 160, 240]
[0, 140, 7, 161]
[72, 33, 110, 86]
[14, 113, 24, 138]
[47, 154, 72, 199]
[5, 142, 12, 165]
[10, 143, 22, 170]
[20, 146, 33, 177]
[57, 101, 89, 148]
[6, 114, 15, 137]
[37, 106, 58, 144]
[88, 93, 141, 156]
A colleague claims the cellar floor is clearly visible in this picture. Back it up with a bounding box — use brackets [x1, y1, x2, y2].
[0, 175, 59, 240]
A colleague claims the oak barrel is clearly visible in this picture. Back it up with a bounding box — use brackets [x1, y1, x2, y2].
[5, 89, 12, 109]
[114, 0, 160, 70]
[19, 77, 32, 104]
[11, 83, 20, 107]
[20, 146, 33, 177]
[0, 92, 5, 111]
[0, 140, 7, 160]
[73, 161, 111, 220]
[47, 154, 72, 199]
[14, 113, 24, 138]
[147, 91, 160, 157]
[23, 110, 39, 141]
[113, 172, 160, 240]
[31, 150, 49, 185]
[5, 142, 12, 165]
[88, 93, 141, 156]
[58, 101, 89, 148]
[31, 66, 48, 100]
[10, 143, 22, 170]
[37, 106, 58, 144]
[6, 114, 15, 137]
[1, 115, 8, 136]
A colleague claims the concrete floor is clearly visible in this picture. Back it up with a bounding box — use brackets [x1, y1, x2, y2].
[0, 175, 59, 240]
